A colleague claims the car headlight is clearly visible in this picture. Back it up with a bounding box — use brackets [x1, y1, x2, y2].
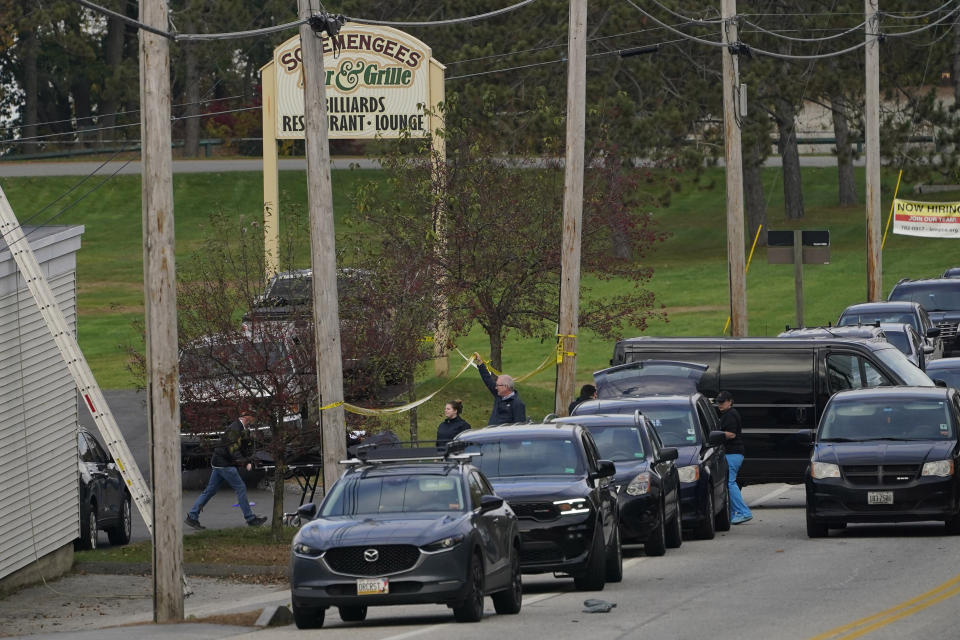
[421, 534, 464, 552]
[677, 465, 700, 484]
[553, 498, 591, 515]
[625, 472, 651, 496]
[293, 542, 324, 558]
[922, 460, 954, 477]
[811, 462, 841, 479]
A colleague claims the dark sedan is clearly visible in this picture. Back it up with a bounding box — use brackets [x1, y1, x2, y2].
[457, 423, 621, 590]
[573, 395, 730, 539]
[805, 387, 960, 537]
[551, 413, 682, 555]
[926, 357, 960, 389]
[77, 427, 131, 550]
[289, 449, 521, 628]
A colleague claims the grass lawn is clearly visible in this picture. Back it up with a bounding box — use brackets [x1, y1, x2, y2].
[2, 163, 958, 442]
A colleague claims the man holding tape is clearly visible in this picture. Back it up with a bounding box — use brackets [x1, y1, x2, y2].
[473, 353, 527, 425]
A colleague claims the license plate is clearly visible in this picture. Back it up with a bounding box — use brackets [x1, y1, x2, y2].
[867, 491, 894, 505]
[356, 577, 388, 595]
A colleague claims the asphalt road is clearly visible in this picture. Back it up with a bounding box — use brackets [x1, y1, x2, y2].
[0, 154, 855, 179]
[15, 482, 960, 640]
[78, 390, 305, 546]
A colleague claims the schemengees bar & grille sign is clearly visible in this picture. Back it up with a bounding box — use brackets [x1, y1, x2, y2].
[271, 25, 443, 139]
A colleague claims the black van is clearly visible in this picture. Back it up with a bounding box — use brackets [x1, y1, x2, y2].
[610, 337, 935, 485]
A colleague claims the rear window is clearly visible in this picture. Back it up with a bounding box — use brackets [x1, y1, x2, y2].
[321, 474, 465, 515]
[890, 285, 960, 312]
[462, 438, 586, 477]
[582, 426, 647, 461]
[839, 310, 919, 332]
[820, 398, 955, 441]
[631, 405, 700, 447]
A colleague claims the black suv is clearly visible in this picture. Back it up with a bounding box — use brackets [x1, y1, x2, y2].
[77, 427, 132, 550]
[456, 423, 621, 591]
[888, 279, 960, 355]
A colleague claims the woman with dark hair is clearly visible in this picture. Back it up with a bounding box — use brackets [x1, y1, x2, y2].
[436, 399, 471, 447]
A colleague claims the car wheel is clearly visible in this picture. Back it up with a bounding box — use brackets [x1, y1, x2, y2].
[806, 510, 829, 538]
[573, 522, 607, 591]
[492, 544, 522, 614]
[665, 498, 683, 549]
[338, 605, 368, 622]
[695, 491, 716, 540]
[604, 525, 623, 583]
[945, 513, 960, 535]
[107, 494, 132, 546]
[453, 551, 485, 622]
[293, 602, 325, 629]
[715, 486, 732, 532]
[645, 503, 667, 557]
[77, 502, 98, 551]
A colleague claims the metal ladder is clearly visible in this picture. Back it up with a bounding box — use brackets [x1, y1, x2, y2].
[0, 185, 153, 535]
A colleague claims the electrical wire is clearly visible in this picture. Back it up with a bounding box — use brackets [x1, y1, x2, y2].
[646, 0, 722, 25]
[623, 0, 726, 48]
[745, 38, 870, 61]
[881, 0, 959, 20]
[740, 18, 866, 43]
[345, 0, 538, 27]
[883, 4, 960, 38]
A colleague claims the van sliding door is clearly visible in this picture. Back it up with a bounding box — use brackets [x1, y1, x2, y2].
[720, 349, 816, 484]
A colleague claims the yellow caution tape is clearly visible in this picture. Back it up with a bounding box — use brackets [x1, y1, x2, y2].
[318, 400, 344, 411]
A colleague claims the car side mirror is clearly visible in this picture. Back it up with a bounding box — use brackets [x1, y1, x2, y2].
[923, 345, 935, 354]
[297, 503, 317, 520]
[707, 430, 726, 446]
[797, 429, 815, 444]
[934, 378, 948, 388]
[657, 447, 679, 463]
[927, 327, 941, 338]
[479, 495, 504, 513]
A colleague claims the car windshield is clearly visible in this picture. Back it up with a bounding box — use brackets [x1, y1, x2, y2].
[463, 437, 586, 477]
[266, 276, 312, 305]
[321, 473, 465, 516]
[889, 286, 960, 312]
[839, 311, 919, 332]
[872, 346, 934, 386]
[180, 341, 288, 379]
[882, 330, 911, 355]
[627, 405, 700, 447]
[820, 398, 955, 441]
[582, 425, 647, 461]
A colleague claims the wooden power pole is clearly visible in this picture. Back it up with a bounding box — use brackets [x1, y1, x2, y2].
[865, 0, 882, 301]
[721, 0, 747, 336]
[139, 0, 183, 622]
[556, 0, 587, 416]
[298, 2, 347, 493]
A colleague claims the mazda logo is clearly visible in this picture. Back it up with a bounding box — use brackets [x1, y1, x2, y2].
[363, 548, 379, 562]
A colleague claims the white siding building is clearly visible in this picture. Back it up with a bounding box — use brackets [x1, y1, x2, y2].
[0, 225, 84, 584]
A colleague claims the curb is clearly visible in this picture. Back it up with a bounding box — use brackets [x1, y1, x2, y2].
[75, 561, 289, 578]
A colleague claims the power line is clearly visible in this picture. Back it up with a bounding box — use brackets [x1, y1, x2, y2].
[345, 0, 538, 27]
[883, 4, 960, 38]
[740, 18, 866, 43]
[623, 0, 726, 48]
[881, 0, 959, 20]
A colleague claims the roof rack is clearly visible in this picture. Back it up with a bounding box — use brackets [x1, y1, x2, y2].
[339, 440, 478, 466]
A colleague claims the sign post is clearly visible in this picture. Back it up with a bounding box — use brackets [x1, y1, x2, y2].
[768, 230, 830, 328]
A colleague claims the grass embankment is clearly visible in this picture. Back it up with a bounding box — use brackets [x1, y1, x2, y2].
[74, 526, 296, 565]
[2, 165, 958, 442]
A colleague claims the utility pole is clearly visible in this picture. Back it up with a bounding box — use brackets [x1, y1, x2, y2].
[139, 0, 183, 622]
[298, 1, 347, 493]
[556, 0, 587, 416]
[865, 0, 882, 301]
[721, 0, 747, 336]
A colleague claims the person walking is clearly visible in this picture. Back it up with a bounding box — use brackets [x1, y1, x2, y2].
[473, 353, 526, 425]
[568, 384, 597, 415]
[436, 399, 471, 447]
[716, 391, 752, 524]
[185, 414, 267, 529]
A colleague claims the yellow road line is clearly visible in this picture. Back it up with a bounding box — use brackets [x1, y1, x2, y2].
[810, 572, 960, 640]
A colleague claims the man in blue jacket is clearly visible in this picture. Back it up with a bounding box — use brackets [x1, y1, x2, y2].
[473, 353, 527, 425]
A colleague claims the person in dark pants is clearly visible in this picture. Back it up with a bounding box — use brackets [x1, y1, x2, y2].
[568, 384, 597, 415]
[473, 353, 527, 425]
[436, 399, 471, 447]
[185, 414, 267, 529]
[716, 391, 752, 524]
